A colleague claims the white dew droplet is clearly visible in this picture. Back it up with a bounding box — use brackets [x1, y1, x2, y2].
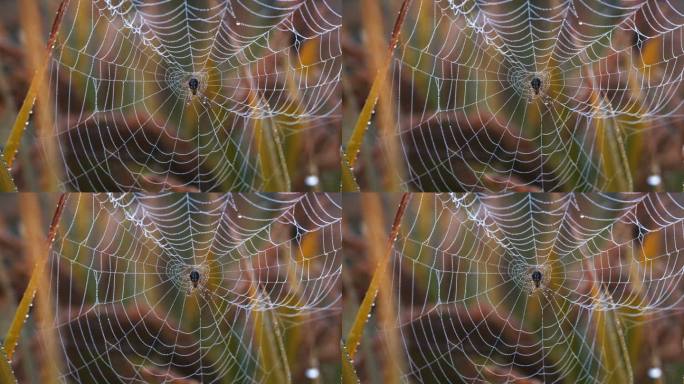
[305, 368, 320, 379]
[647, 174, 662, 187]
[580, 214, 585, 219]
[648, 367, 662, 379]
[578, 21, 584, 25]
[305, 175, 319, 187]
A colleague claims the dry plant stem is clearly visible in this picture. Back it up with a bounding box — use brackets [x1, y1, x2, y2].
[361, 193, 403, 383]
[0, 346, 18, 384]
[361, 0, 402, 190]
[585, 65, 633, 191]
[581, 257, 633, 383]
[345, 193, 411, 359]
[3, 194, 66, 361]
[4, 0, 69, 170]
[341, 342, 360, 384]
[240, 257, 291, 384]
[245, 61, 291, 191]
[342, 0, 412, 171]
[21, 0, 60, 189]
[0, 157, 17, 192]
[341, 152, 360, 191]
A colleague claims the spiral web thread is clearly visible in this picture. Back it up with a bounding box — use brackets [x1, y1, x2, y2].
[50, 0, 340, 191]
[47, 193, 341, 383]
[393, 0, 684, 191]
[387, 193, 684, 383]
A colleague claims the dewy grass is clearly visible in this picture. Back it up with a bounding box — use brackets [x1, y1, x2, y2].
[342, 0, 412, 191]
[4, 0, 68, 177]
[4, 194, 65, 362]
[344, 193, 410, 359]
[0, 345, 17, 384]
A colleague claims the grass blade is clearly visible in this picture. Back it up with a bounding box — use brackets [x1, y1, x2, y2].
[3, 194, 66, 361]
[344, 193, 410, 359]
[360, 193, 404, 382]
[342, 0, 412, 171]
[0, 346, 17, 384]
[583, 258, 633, 383]
[341, 342, 360, 384]
[4, 0, 69, 169]
[0, 156, 17, 192]
[341, 152, 360, 192]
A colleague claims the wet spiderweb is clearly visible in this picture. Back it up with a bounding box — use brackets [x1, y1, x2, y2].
[47, 193, 341, 382]
[392, 0, 684, 191]
[386, 193, 684, 383]
[50, 0, 340, 191]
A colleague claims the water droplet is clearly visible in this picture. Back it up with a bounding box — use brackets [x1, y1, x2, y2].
[305, 368, 320, 379]
[648, 367, 662, 379]
[647, 174, 661, 187]
[305, 175, 319, 187]
[578, 21, 584, 25]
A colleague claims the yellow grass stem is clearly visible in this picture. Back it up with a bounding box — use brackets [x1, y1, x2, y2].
[341, 153, 360, 192]
[342, 0, 412, 175]
[20, 0, 60, 189]
[0, 157, 17, 192]
[341, 342, 360, 384]
[361, 193, 404, 383]
[254, 104, 291, 192]
[344, 193, 410, 359]
[583, 258, 633, 384]
[241, 254, 291, 384]
[0, 346, 17, 384]
[4, 194, 65, 361]
[361, 0, 403, 190]
[4, 0, 69, 171]
[592, 92, 633, 192]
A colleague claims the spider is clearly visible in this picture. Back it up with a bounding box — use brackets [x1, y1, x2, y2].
[188, 78, 200, 96]
[189, 269, 200, 289]
[530, 77, 542, 96]
[531, 270, 543, 289]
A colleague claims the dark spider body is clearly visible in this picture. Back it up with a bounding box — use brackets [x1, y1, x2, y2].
[531, 270, 542, 288]
[188, 78, 199, 96]
[530, 77, 542, 95]
[189, 269, 200, 288]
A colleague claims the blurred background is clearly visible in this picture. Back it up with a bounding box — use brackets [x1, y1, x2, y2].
[0, 193, 341, 383]
[343, 193, 684, 383]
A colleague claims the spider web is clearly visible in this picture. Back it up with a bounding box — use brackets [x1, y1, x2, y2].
[47, 193, 341, 382]
[49, 0, 340, 191]
[385, 193, 684, 383]
[390, 0, 684, 191]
